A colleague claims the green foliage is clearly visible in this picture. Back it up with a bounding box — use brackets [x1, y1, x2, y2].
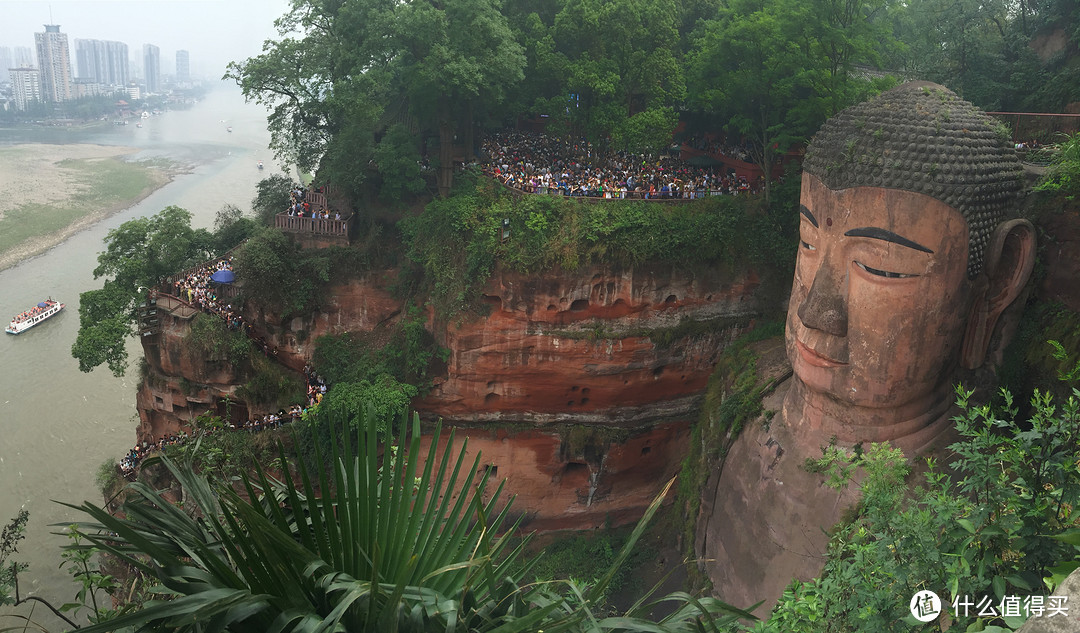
[525, 527, 657, 607]
[313, 305, 445, 392]
[1034, 133, 1080, 200]
[0, 510, 29, 609]
[228, 0, 525, 196]
[231, 227, 332, 318]
[187, 312, 253, 367]
[250, 174, 296, 226]
[58, 527, 118, 625]
[72, 206, 215, 376]
[401, 173, 796, 318]
[751, 382, 1080, 632]
[95, 459, 123, 499]
[307, 376, 418, 435]
[237, 354, 306, 408]
[213, 203, 261, 252]
[165, 413, 282, 479]
[372, 123, 427, 205]
[998, 302, 1080, 408]
[684, 0, 892, 200]
[64, 409, 754, 632]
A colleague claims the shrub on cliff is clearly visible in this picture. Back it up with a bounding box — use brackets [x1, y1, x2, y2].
[748, 383, 1080, 633]
[400, 168, 798, 318]
[1035, 132, 1080, 201]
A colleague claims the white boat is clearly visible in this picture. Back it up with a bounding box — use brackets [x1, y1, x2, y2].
[6, 299, 64, 334]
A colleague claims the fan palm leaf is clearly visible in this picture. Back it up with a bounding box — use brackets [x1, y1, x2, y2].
[62, 408, 755, 632]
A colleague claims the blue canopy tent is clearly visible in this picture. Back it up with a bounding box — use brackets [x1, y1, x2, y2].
[210, 270, 235, 284]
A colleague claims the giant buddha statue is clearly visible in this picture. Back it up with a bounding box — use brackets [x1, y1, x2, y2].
[786, 80, 1036, 452]
[696, 81, 1036, 615]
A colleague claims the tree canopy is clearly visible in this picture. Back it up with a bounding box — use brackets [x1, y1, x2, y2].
[227, 0, 1080, 202]
[71, 206, 214, 376]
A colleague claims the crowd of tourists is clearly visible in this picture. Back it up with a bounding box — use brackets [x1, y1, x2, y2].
[119, 404, 308, 478]
[170, 259, 236, 316]
[480, 131, 757, 199]
[285, 186, 341, 220]
[10, 299, 60, 325]
[305, 364, 328, 407]
[164, 259, 280, 357]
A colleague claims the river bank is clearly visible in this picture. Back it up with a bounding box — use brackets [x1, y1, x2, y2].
[0, 143, 183, 272]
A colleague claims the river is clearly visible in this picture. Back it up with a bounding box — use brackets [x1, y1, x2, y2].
[0, 84, 279, 627]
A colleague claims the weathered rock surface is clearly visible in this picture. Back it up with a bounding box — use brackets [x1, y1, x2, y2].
[415, 263, 765, 424]
[1015, 567, 1080, 632]
[1039, 209, 1080, 313]
[137, 261, 774, 528]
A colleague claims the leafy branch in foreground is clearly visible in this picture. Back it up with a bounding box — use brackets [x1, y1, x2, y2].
[64, 409, 754, 632]
[749, 380, 1080, 633]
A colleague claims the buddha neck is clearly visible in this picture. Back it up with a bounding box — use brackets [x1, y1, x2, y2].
[782, 376, 955, 455]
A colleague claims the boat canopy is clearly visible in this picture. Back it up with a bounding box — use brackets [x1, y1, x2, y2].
[37, 302, 48, 308]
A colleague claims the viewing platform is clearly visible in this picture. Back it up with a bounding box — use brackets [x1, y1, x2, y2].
[275, 213, 353, 247]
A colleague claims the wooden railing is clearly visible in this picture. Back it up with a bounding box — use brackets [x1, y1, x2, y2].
[275, 213, 351, 236]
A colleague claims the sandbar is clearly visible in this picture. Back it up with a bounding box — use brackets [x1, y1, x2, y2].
[0, 143, 180, 272]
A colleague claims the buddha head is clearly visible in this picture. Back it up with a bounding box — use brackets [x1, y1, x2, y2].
[785, 81, 1036, 447]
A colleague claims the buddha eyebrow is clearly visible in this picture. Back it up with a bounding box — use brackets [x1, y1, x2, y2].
[843, 227, 934, 254]
[799, 205, 818, 228]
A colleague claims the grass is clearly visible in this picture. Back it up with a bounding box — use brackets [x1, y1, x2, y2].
[0, 156, 169, 256]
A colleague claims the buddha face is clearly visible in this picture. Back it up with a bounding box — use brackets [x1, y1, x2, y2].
[786, 173, 973, 411]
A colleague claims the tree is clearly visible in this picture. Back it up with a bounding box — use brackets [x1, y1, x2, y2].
[545, 0, 685, 151]
[686, 0, 893, 203]
[227, 0, 526, 198]
[886, 0, 1012, 109]
[231, 226, 330, 319]
[66, 409, 754, 632]
[251, 174, 297, 226]
[213, 203, 260, 253]
[71, 206, 214, 376]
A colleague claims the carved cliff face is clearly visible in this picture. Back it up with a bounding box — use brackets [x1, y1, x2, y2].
[786, 173, 973, 414]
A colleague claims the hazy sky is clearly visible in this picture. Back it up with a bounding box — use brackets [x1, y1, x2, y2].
[3, 0, 293, 78]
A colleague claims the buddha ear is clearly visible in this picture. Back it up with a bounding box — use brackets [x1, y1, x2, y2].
[961, 219, 1036, 369]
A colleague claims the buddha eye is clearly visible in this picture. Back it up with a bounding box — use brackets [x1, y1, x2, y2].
[800, 240, 816, 251]
[855, 261, 917, 279]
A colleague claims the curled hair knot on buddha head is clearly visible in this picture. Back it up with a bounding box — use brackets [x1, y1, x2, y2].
[801, 81, 1023, 278]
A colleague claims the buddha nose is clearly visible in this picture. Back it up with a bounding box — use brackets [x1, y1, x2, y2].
[796, 258, 848, 337]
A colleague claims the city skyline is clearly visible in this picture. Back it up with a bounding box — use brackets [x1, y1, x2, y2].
[2, 1, 290, 79]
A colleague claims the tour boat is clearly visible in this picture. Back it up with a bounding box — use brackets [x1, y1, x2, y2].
[6, 299, 65, 335]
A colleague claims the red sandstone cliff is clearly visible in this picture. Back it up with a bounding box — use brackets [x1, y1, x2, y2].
[137, 261, 773, 528]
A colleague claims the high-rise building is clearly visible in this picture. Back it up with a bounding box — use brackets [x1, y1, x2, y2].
[14, 47, 34, 68]
[11, 67, 42, 110]
[143, 44, 160, 93]
[75, 39, 129, 86]
[35, 24, 73, 102]
[176, 50, 190, 82]
[0, 47, 13, 83]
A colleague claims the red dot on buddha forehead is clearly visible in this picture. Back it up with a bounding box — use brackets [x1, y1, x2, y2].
[826, 217, 833, 227]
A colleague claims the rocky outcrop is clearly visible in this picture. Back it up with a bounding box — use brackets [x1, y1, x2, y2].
[137, 260, 776, 528]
